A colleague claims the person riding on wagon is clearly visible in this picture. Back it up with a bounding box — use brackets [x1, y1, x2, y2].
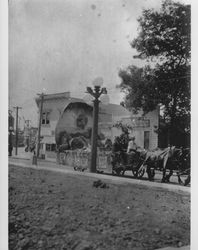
[126, 136, 143, 164]
[127, 136, 138, 153]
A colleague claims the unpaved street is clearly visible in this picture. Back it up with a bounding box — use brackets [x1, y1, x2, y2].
[9, 164, 190, 250]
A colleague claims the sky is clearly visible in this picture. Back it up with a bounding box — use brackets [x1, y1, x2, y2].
[9, 0, 190, 127]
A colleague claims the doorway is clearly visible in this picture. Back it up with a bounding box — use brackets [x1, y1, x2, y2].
[144, 131, 150, 149]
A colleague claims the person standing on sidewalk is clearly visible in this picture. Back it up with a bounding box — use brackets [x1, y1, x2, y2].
[8, 130, 13, 156]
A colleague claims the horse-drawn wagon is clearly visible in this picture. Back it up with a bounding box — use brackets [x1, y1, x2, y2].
[110, 146, 190, 186]
[111, 149, 147, 178]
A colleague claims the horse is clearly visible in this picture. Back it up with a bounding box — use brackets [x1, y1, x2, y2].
[176, 148, 190, 185]
[158, 147, 190, 185]
[139, 146, 183, 182]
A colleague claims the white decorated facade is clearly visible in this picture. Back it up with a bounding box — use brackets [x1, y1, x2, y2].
[35, 92, 159, 159]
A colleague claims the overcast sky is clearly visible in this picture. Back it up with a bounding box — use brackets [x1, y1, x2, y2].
[9, 0, 190, 127]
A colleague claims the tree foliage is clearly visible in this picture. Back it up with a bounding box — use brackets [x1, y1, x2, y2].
[113, 121, 133, 133]
[118, 0, 190, 146]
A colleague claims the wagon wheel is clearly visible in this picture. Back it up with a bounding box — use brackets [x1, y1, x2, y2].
[177, 169, 190, 186]
[112, 169, 121, 175]
[114, 168, 122, 176]
[132, 166, 145, 179]
[132, 162, 145, 179]
[184, 175, 190, 186]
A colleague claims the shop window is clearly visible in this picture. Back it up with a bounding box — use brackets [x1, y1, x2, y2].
[46, 144, 51, 151]
[51, 144, 56, 151]
[46, 143, 56, 151]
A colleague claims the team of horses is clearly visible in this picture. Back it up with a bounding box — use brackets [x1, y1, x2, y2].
[111, 146, 190, 186]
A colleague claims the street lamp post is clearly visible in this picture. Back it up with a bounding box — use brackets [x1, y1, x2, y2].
[90, 92, 100, 173]
[85, 77, 109, 173]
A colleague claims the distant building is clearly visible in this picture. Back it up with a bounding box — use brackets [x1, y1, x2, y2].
[24, 125, 38, 147]
[113, 108, 159, 150]
[35, 92, 159, 158]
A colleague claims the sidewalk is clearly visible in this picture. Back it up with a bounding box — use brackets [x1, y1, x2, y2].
[11, 147, 56, 162]
[9, 157, 190, 194]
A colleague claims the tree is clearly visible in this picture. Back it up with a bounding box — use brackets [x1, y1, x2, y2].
[118, 0, 190, 146]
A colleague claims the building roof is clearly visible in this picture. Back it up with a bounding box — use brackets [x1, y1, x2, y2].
[61, 99, 130, 118]
[35, 91, 130, 118]
[100, 103, 130, 117]
[35, 92, 70, 106]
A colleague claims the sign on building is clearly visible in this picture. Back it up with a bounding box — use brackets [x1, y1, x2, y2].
[122, 117, 150, 128]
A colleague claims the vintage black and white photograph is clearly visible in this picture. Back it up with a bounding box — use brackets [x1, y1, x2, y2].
[6, 0, 192, 249]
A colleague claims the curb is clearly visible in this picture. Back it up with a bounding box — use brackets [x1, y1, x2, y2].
[9, 159, 190, 194]
[10, 156, 30, 161]
[9, 156, 56, 164]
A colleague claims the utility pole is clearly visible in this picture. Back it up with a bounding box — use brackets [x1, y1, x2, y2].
[36, 93, 44, 158]
[13, 106, 22, 155]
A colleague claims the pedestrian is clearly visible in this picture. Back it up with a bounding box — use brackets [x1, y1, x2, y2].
[8, 131, 13, 156]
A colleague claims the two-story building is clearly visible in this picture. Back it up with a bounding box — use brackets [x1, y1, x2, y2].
[35, 92, 159, 159]
[35, 92, 76, 158]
